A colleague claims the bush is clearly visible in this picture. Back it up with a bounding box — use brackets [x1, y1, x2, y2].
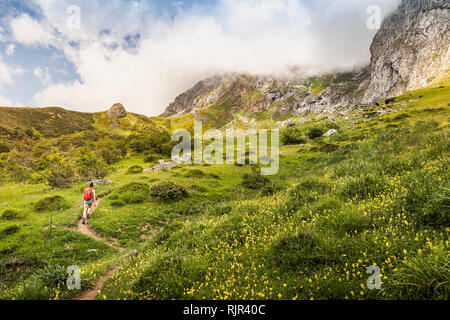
[127, 166, 144, 174]
[150, 182, 188, 201]
[1, 209, 23, 221]
[0, 225, 20, 238]
[34, 195, 71, 212]
[385, 98, 396, 104]
[0, 143, 10, 154]
[144, 154, 161, 163]
[282, 127, 307, 145]
[242, 167, 271, 190]
[308, 127, 325, 139]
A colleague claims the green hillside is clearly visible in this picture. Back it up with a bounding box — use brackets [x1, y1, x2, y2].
[0, 77, 448, 300]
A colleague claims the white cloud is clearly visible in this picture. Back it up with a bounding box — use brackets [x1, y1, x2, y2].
[6, 44, 15, 56]
[10, 14, 54, 46]
[0, 57, 14, 85]
[0, 94, 12, 106]
[0, 55, 24, 88]
[33, 66, 51, 85]
[33, 0, 400, 115]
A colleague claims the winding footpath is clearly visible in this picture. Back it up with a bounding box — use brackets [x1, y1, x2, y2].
[73, 199, 124, 301]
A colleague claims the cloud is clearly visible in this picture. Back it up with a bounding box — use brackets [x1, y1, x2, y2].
[0, 94, 12, 106]
[31, 0, 400, 116]
[10, 13, 54, 46]
[33, 66, 51, 85]
[0, 55, 24, 89]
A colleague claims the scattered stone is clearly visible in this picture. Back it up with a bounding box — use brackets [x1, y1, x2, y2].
[323, 129, 338, 137]
[129, 249, 139, 257]
[107, 103, 127, 118]
[144, 161, 177, 172]
[87, 249, 97, 253]
[66, 244, 74, 251]
[87, 180, 112, 186]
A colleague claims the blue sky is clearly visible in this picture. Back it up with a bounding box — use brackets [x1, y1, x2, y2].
[0, 0, 400, 115]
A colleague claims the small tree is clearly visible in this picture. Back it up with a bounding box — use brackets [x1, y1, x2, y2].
[40, 154, 75, 188]
[75, 148, 109, 180]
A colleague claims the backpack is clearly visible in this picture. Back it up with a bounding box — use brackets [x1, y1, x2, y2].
[84, 188, 94, 201]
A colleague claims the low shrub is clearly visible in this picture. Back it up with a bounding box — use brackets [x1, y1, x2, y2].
[34, 195, 70, 212]
[308, 127, 325, 139]
[0, 225, 20, 238]
[150, 182, 188, 201]
[282, 127, 307, 145]
[0, 143, 10, 154]
[127, 166, 144, 174]
[1, 209, 23, 221]
[144, 154, 162, 163]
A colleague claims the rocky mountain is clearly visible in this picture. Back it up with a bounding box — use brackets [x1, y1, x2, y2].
[163, 69, 370, 119]
[162, 0, 449, 121]
[363, 0, 450, 102]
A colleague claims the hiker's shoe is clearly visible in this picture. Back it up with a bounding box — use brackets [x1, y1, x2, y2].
[82, 217, 86, 225]
[87, 213, 90, 220]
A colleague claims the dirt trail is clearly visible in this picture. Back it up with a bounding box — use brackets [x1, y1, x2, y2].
[73, 198, 124, 301]
[75, 265, 121, 301]
[76, 199, 124, 251]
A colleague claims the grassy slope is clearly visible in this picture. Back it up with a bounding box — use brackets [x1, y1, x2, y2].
[98, 81, 449, 300]
[0, 79, 448, 300]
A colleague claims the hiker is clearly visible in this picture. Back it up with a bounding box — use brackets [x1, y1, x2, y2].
[82, 182, 96, 225]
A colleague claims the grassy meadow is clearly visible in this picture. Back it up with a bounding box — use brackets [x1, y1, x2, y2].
[0, 79, 449, 300]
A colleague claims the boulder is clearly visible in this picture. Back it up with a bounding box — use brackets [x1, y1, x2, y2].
[107, 103, 127, 118]
[323, 129, 338, 137]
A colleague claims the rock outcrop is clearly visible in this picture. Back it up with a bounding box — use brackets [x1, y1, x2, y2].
[107, 103, 127, 118]
[363, 0, 450, 103]
[162, 69, 370, 118]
